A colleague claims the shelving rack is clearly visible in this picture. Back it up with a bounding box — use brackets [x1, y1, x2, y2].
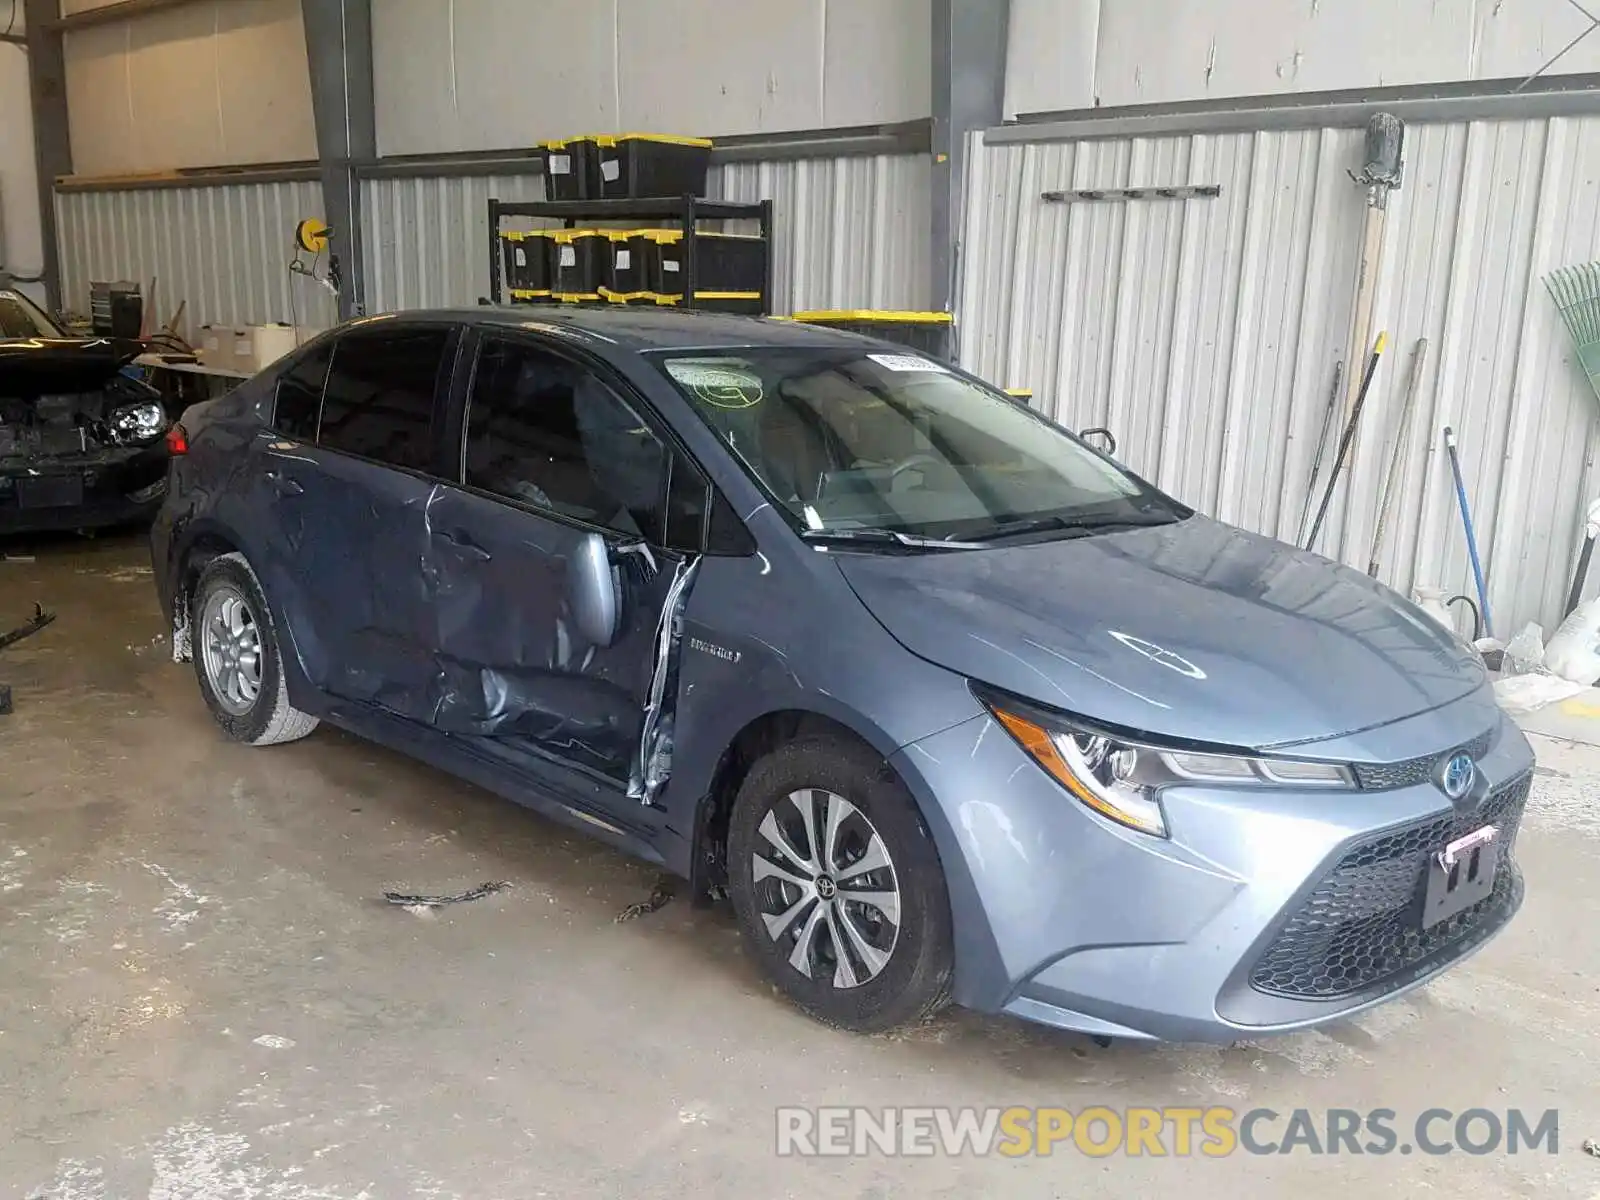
[486, 196, 775, 314]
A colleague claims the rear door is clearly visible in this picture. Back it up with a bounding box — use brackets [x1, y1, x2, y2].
[422, 330, 709, 794]
[255, 321, 459, 717]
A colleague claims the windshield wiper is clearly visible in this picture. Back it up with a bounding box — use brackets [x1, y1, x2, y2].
[800, 527, 986, 552]
[959, 510, 1182, 543]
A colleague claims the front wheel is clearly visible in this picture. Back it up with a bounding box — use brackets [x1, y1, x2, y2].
[727, 734, 954, 1032]
[190, 552, 319, 746]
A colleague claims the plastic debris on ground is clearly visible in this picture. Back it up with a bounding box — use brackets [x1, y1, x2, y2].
[1504, 623, 1547, 677]
[1584, 1137, 1600, 1159]
[615, 875, 677, 923]
[1493, 672, 1588, 715]
[382, 881, 509, 910]
[1545, 596, 1600, 686]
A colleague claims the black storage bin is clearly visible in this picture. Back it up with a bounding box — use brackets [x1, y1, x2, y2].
[696, 232, 766, 293]
[638, 229, 685, 297]
[539, 137, 599, 200]
[595, 134, 713, 199]
[789, 310, 954, 358]
[601, 230, 652, 302]
[550, 230, 606, 301]
[502, 231, 552, 300]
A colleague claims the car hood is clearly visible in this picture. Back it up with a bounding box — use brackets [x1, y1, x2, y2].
[835, 516, 1485, 750]
[0, 337, 142, 396]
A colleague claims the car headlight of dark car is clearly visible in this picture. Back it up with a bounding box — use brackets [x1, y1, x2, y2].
[109, 400, 168, 444]
[981, 696, 1354, 838]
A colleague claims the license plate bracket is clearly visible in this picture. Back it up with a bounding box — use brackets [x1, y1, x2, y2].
[1422, 824, 1499, 929]
[17, 475, 84, 509]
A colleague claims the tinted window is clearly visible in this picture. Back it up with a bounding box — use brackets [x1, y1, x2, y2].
[318, 326, 450, 472]
[273, 341, 331, 441]
[466, 339, 683, 542]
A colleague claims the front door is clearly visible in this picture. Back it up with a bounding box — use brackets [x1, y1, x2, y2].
[423, 333, 706, 792]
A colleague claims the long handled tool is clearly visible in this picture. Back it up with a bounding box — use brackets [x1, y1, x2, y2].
[1443, 426, 1494, 640]
[1367, 337, 1429, 576]
[1304, 331, 1388, 552]
[1566, 498, 1600, 617]
[1296, 360, 1344, 546]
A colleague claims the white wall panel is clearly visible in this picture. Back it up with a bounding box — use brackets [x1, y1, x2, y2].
[958, 116, 1600, 637]
[55, 181, 338, 337]
[0, 45, 44, 284]
[373, 0, 932, 157]
[63, 0, 316, 175]
[1007, 0, 1600, 117]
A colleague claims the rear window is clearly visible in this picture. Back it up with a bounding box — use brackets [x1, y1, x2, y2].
[317, 326, 451, 472]
[0, 293, 61, 339]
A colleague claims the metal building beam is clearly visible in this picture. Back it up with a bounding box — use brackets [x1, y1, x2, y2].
[301, 0, 374, 320]
[931, 0, 1009, 314]
[49, 0, 209, 31]
[23, 0, 70, 310]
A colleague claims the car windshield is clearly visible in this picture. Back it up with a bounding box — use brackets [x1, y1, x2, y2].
[654, 347, 1186, 541]
[0, 291, 65, 340]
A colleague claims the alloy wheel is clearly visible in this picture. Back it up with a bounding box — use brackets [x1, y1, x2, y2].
[751, 788, 902, 988]
[199, 584, 263, 716]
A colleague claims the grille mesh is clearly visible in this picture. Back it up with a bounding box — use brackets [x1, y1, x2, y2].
[1248, 772, 1530, 1001]
[1351, 728, 1495, 791]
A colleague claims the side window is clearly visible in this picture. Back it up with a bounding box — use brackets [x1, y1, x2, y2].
[273, 340, 332, 441]
[317, 326, 451, 472]
[466, 338, 699, 545]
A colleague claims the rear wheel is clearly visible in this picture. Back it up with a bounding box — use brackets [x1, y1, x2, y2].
[190, 553, 318, 746]
[727, 734, 953, 1032]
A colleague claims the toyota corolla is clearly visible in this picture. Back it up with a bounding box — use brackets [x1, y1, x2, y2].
[150, 307, 1531, 1041]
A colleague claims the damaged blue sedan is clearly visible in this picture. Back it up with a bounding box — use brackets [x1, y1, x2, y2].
[150, 307, 1532, 1041]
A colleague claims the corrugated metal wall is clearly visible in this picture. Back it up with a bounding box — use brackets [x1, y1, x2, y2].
[55, 181, 340, 338]
[958, 117, 1600, 638]
[359, 153, 932, 315]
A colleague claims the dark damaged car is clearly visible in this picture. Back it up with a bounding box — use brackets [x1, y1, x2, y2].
[0, 289, 170, 534]
[151, 308, 1532, 1042]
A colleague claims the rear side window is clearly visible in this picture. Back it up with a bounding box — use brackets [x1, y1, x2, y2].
[273, 341, 331, 440]
[318, 326, 451, 472]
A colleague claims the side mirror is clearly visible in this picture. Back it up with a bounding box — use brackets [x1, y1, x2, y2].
[570, 532, 621, 648]
[1079, 426, 1118, 456]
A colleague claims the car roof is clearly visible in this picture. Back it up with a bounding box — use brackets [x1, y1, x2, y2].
[347, 305, 881, 353]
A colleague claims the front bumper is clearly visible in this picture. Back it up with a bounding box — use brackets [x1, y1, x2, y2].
[890, 695, 1534, 1043]
[0, 445, 168, 534]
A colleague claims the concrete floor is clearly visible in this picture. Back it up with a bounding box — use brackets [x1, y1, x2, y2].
[1, 531, 1598, 1199]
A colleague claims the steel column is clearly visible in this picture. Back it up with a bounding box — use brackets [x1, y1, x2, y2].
[23, 0, 69, 310]
[301, 0, 374, 320]
[931, 0, 1008, 315]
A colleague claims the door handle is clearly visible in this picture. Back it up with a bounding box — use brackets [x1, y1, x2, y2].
[264, 470, 303, 497]
[440, 529, 492, 562]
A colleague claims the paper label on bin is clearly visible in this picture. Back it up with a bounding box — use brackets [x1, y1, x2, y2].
[549, 154, 571, 174]
[663, 259, 680, 272]
[601, 158, 621, 182]
[615, 250, 631, 269]
[868, 353, 949, 374]
[559, 245, 577, 267]
[514, 248, 527, 267]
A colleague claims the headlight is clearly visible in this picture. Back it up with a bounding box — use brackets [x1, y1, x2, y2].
[983, 697, 1353, 839]
[109, 400, 168, 444]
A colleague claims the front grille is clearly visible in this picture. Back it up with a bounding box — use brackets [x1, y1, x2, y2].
[1351, 728, 1495, 790]
[1248, 772, 1530, 1000]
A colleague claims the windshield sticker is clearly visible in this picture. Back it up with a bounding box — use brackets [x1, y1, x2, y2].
[867, 353, 950, 374]
[665, 360, 765, 409]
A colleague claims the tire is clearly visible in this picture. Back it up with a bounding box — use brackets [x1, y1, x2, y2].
[727, 733, 954, 1033]
[190, 552, 319, 746]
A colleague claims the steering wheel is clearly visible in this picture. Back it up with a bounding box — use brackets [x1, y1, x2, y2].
[889, 452, 944, 482]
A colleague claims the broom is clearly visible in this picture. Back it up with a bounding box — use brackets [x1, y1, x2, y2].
[1545, 260, 1600, 412]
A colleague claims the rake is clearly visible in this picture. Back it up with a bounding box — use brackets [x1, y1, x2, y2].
[1545, 260, 1600, 410]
